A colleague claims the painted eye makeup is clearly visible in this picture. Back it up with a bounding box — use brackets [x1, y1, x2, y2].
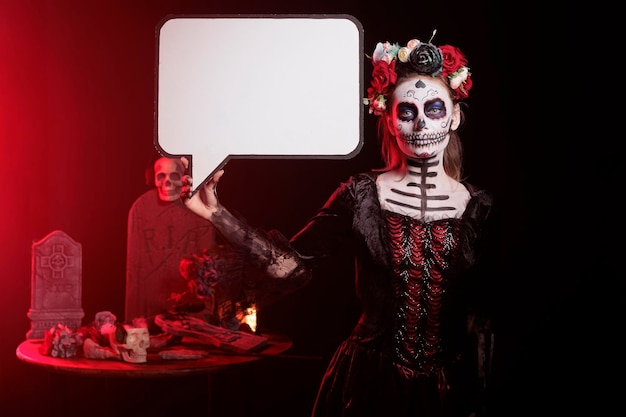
[424, 98, 447, 119]
[396, 102, 418, 122]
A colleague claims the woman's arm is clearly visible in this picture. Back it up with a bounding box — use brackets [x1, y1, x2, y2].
[180, 158, 306, 281]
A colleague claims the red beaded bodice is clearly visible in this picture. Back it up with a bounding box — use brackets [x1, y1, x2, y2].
[386, 211, 462, 377]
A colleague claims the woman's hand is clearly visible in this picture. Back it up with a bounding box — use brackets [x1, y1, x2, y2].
[180, 156, 224, 221]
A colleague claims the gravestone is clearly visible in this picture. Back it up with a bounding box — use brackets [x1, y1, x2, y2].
[27, 230, 84, 339]
[125, 188, 220, 325]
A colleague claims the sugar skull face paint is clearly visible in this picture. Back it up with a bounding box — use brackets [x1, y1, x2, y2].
[388, 75, 460, 159]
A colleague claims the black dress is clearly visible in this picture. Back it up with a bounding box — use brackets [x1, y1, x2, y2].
[288, 172, 493, 417]
[212, 171, 493, 417]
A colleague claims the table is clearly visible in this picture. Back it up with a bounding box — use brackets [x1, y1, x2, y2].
[16, 332, 293, 378]
[16, 333, 295, 416]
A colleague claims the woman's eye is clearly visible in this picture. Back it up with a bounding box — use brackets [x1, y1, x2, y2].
[424, 99, 446, 119]
[397, 103, 417, 121]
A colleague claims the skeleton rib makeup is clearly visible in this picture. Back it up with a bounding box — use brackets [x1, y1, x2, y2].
[378, 152, 470, 221]
[390, 76, 456, 159]
[383, 158, 456, 216]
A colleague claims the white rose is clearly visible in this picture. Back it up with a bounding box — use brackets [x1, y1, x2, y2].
[449, 67, 469, 89]
[397, 47, 411, 63]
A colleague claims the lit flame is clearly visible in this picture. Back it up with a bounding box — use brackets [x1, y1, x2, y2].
[242, 304, 257, 333]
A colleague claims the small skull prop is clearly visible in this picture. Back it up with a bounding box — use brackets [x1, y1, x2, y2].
[94, 310, 117, 330]
[108, 324, 150, 363]
[154, 157, 184, 202]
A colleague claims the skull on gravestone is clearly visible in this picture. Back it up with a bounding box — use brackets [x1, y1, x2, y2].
[154, 157, 184, 202]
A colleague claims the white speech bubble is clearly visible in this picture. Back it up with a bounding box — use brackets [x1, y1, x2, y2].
[156, 15, 363, 193]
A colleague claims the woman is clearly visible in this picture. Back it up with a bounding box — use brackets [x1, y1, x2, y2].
[182, 35, 493, 417]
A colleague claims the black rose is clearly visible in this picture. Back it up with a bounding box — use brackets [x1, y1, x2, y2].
[408, 42, 443, 77]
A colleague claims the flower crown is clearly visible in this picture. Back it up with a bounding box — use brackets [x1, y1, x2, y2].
[363, 34, 472, 116]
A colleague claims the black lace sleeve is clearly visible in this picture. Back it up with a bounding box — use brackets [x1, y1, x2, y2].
[209, 174, 363, 306]
[208, 205, 313, 306]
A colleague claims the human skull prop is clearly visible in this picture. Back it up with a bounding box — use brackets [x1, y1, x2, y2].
[154, 157, 184, 202]
[108, 324, 150, 363]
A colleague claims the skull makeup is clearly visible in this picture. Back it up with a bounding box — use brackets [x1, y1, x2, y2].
[154, 157, 184, 202]
[389, 75, 460, 159]
[109, 324, 150, 363]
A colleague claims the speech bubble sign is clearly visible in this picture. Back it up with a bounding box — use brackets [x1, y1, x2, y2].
[155, 15, 363, 194]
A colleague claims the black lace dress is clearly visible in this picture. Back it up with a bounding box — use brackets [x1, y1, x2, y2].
[211, 171, 493, 417]
[288, 172, 493, 417]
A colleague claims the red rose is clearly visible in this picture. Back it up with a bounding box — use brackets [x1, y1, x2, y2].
[439, 45, 468, 78]
[369, 60, 397, 95]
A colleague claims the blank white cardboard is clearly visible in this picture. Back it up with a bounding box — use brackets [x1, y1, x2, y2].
[156, 15, 364, 194]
